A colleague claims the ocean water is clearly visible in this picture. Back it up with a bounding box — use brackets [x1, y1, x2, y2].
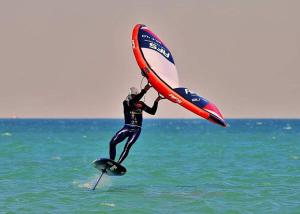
[0, 119, 299, 214]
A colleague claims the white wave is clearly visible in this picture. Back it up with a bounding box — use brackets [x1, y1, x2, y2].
[75, 174, 112, 190]
[51, 156, 61, 160]
[1, 132, 12, 136]
[283, 124, 292, 130]
[101, 203, 116, 207]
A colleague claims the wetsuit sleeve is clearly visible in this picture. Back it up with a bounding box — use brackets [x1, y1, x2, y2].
[129, 89, 146, 106]
[142, 101, 159, 115]
[123, 100, 130, 110]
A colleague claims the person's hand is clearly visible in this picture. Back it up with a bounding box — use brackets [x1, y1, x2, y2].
[155, 94, 165, 102]
[144, 83, 151, 92]
[135, 102, 143, 109]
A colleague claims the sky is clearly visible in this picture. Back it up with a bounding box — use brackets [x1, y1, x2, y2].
[0, 0, 299, 118]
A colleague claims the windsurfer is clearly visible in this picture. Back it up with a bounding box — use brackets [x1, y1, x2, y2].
[109, 83, 164, 164]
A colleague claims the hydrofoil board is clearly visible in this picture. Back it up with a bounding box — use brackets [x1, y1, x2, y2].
[91, 158, 126, 190]
[93, 158, 126, 176]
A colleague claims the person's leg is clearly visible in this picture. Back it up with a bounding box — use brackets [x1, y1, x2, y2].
[118, 128, 141, 164]
[109, 127, 129, 161]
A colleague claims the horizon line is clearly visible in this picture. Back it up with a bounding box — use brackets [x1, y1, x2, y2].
[0, 117, 299, 120]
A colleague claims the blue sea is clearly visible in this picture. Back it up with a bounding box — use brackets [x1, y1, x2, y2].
[0, 119, 299, 213]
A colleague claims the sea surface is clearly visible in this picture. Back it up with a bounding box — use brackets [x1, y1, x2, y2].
[0, 119, 299, 214]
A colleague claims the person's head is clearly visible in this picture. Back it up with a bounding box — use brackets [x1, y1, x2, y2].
[129, 87, 139, 97]
[126, 87, 139, 101]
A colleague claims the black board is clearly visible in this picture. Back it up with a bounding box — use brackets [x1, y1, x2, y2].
[93, 158, 126, 176]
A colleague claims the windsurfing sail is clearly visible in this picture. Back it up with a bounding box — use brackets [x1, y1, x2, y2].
[132, 24, 226, 127]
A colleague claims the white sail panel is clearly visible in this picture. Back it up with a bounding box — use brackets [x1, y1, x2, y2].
[142, 48, 179, 88]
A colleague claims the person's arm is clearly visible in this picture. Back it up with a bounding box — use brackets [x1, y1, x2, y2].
[142, 96, 164, 115]
[142, 102, 158, 115]
[123, 100, 130, 110]
[129, 84, 151, 105]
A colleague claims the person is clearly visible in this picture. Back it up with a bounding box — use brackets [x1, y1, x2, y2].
[109, 83, 164, 164]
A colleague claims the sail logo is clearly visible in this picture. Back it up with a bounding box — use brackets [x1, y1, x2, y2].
[131, 40, 135, 48]
[169, 94, 182, 104]
[142, 34, 162, 44]
[192, 98, 201, 102]
[185, 88, 196, 95]
[142, 34, 151, 40]
[149, 42, 170, 58]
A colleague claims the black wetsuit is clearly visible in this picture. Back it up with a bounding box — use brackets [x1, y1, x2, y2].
[109, 89, 158, 163]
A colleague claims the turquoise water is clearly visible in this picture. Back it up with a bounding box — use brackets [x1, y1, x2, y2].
[0, 119, 300, 213]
